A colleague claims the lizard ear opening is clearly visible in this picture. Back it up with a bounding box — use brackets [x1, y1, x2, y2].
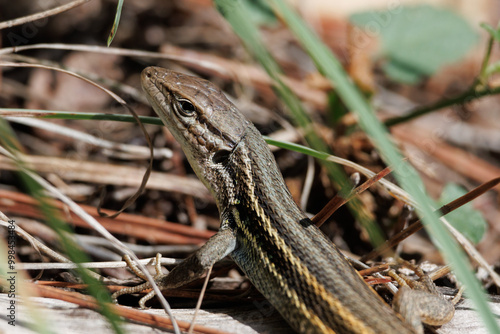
[212, 149, 231, 164]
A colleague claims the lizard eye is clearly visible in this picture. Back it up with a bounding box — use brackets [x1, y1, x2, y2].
[175, 99, 196, 117]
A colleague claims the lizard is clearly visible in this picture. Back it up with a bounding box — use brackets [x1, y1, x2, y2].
[112, 66, 456, 334]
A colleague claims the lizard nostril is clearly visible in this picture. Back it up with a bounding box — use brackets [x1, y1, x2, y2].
[143, 67, 155, 79]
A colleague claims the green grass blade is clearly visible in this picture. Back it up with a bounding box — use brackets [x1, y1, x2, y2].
[268, 1, 499, 332]
[107, 0, 124, 46]
[215, 0, 386, 246]
[0, 118, 124, 334]
[0, 109, 163, 125]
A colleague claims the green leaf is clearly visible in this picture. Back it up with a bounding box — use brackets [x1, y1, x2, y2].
[383, 60, 422, 84]
[438, 183, 487, 244]
[351, 5, 478, 84]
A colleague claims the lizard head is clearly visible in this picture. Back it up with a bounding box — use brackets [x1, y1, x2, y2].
[142, 66, 249, 195]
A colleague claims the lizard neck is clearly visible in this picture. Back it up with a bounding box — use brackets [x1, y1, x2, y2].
[218, 124, 304, 222]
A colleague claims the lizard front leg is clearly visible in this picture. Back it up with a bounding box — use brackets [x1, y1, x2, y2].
[112, 227, 237, 308]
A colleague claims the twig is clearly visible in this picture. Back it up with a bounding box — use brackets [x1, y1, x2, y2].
[188, 265, 214, 334]
[0, 145, 180, 333]
[0, 43, 327, 108]
[6, 117, 171, 159]
[0, 0, 90, 30]
[34, 284, 230, 334]
[313, 166, 392, 227]
[359, 177, 500, 288]
[384, 85, 500, 127]
[15, 257, 182, 271]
